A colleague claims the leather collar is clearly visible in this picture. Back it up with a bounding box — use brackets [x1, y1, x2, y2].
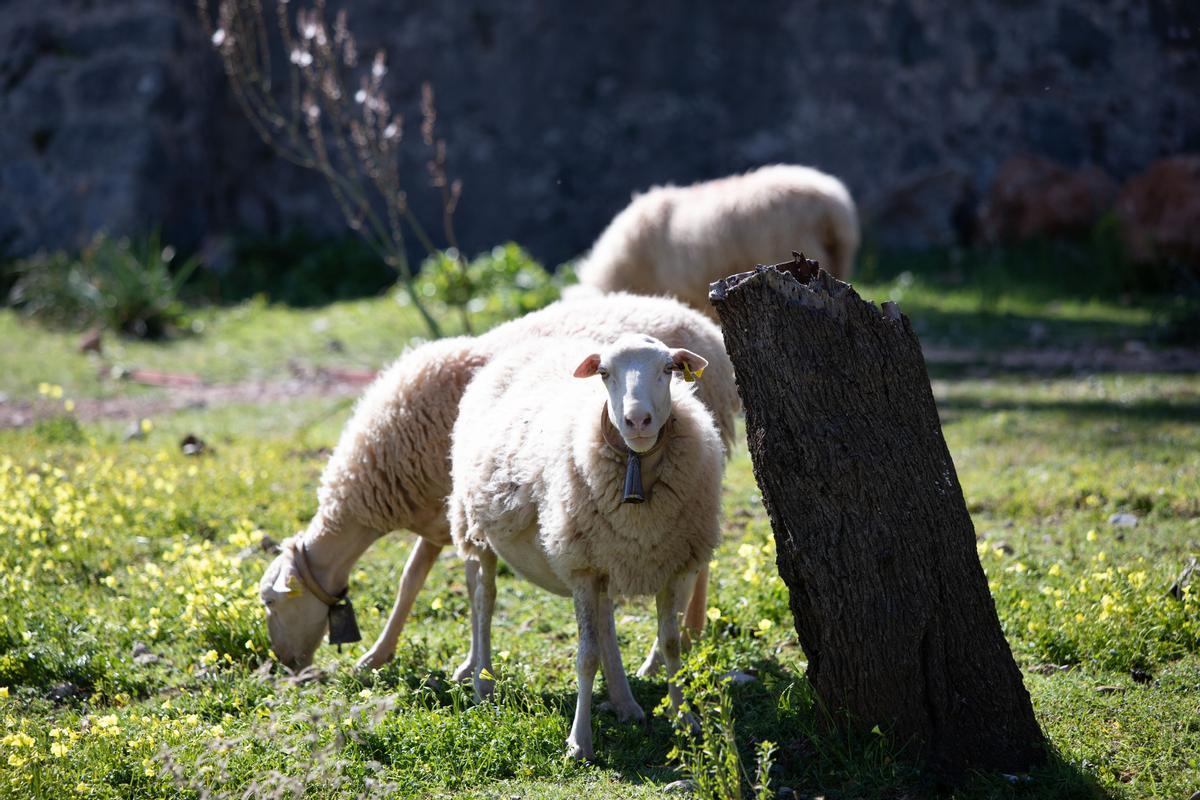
[289, 540, 346, 607]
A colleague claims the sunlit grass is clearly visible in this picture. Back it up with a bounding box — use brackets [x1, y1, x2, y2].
[1, 250, 1198, 797]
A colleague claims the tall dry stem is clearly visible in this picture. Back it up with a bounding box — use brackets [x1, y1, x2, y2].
[197, 0, 470, 338]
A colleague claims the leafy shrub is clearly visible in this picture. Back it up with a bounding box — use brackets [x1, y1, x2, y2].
[7, 233, 197, 338]
[204, 233, 396, 307]
[416, 243, 565, 331]
[858, 216, 1179, 301]
[982, 540, 1200, 671]
[662, 638, 777, 800]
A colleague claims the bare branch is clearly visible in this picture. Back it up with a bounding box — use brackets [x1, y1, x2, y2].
[198, 0, 477, 339]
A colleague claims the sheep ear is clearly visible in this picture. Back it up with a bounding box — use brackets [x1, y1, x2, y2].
[671, 349, 708, 381]
[573, 353, 602, 378]
[272, 564, 303, 597]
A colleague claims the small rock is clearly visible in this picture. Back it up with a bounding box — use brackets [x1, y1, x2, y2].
[49, 682, 85, 702]
[180, 433, 208, 456]
[131, 641, 156, 662]
[1108, 512, 1139, 528]
[1168, 558, 1198, 601]
[1130, 668, 1152, 684]
[326, 338, 345, 353]
[78, 327, 103, 354]
[721, 669, 758, 685]
[663, 779, 696, 795]
[123, 421, 145, 441]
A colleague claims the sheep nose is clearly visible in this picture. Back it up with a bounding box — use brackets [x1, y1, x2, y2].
[623, 413, 653, 433]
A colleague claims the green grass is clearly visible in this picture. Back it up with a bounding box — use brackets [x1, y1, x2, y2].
[1, 253, 1198, 798]
[0, 292, 457, 403]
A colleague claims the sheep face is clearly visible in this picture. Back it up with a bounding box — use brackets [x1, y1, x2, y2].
[259, 551, 329, 670]
[574, 333, 708, 453]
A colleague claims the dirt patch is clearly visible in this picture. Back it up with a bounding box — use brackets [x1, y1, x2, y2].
[3, 343, 1197, 430]
[0, 372, 373, 429]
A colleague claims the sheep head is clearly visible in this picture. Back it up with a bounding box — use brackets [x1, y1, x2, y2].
[574, 333, 707, 453]
[259, 541, 329, 671]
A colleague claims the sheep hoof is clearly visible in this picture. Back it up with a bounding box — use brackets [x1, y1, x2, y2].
[451, 660, 473, 682]
[472, 674, 495, 702]
[565, 740, 595, 762]
[599, 700, 647, 726]
[617, 703, 647, 726]
[636, 651, 664, 678]
[680, 711, 701, 736]
[354, 648, 394, 672]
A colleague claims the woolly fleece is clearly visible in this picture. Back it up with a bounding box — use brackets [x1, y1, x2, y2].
[307, 293, 737, 551]
[577, 164, 859, 315]
[449, 337, 723, 597]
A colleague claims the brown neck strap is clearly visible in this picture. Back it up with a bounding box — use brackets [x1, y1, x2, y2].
[290, 540, 344, 607]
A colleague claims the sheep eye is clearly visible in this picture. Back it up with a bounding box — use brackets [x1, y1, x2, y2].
[597, 367, 609, 378]
[664, 364, 675, 374]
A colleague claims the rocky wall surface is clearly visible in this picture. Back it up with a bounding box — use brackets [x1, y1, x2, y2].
[2, 0, 1198, 264]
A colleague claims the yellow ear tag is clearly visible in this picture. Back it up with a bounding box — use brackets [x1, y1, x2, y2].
[681, 364, 704, 382]
[285, 574, 303, 598]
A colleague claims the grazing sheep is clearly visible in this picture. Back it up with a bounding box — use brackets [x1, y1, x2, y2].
[259, 293, 738, 672]
[574, 164, 859, 315]
[450, 334, 723, 760]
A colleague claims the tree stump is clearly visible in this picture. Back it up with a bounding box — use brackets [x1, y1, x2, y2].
[709, 256, 1045, 776]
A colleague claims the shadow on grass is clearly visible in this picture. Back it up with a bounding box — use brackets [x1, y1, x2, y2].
[936, 395, 1200, 426]
[366, 654, 1111, 799]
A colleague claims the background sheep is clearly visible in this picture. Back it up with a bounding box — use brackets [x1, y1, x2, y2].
[573, 164, 860, 315]
[450, 334, 723, 760]
[259, 293, 739, 672]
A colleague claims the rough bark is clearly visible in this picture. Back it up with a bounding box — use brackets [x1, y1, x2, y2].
[709, 256, 1045, 776]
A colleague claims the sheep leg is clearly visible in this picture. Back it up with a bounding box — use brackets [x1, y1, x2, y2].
[656, 576, 698, 733]
[471, 549, 498, 701]
[566, 577, 602, 761]
[452, 558, 480, 682]
[595, 592, 645, 726]
[636, 568, 701, 677]
[356, 537, 443, 671]
[682, 563, 709, 637]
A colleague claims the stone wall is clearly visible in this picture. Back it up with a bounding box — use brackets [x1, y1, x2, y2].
[2, 0, 1198, 264]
